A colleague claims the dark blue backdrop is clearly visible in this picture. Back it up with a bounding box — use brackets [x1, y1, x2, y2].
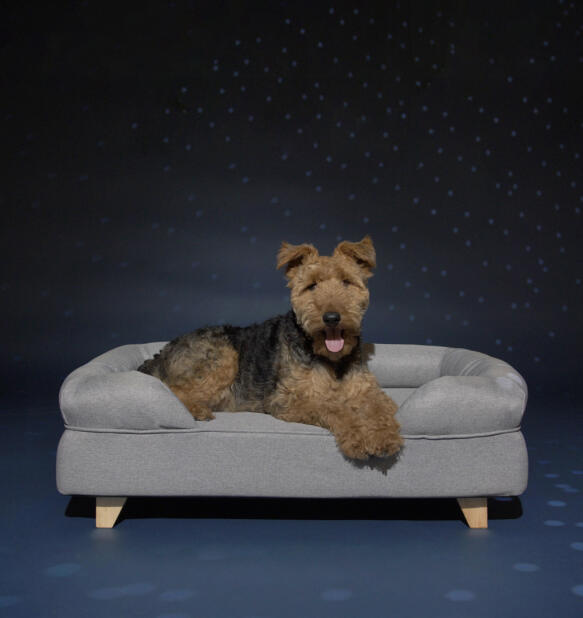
[2, 1, 581, 406]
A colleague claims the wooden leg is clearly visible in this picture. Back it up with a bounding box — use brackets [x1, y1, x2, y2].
[457, 497, 488, 529]
[96, 497, 127, 528]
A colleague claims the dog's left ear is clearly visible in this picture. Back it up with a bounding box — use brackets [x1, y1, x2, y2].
[277, 241, 319, 279]
[333, 235, 376, 277]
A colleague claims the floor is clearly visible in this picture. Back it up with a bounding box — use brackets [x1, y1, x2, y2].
[1, 398, 581, 618]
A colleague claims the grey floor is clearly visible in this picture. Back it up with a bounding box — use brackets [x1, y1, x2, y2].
[1, 398, 582, 618]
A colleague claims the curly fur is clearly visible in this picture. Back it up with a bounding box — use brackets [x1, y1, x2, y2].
[139, 236, 403, 460]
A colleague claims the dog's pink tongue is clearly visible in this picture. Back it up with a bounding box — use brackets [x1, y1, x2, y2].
[325, 327, 344, 353]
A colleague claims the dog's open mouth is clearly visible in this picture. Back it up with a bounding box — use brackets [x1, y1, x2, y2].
[324, 327, 344, 353]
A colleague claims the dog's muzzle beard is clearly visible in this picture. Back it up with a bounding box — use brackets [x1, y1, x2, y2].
[321, 311, 344, 353]
[309, 323, 361, 360]
[292, 309, 361, 361]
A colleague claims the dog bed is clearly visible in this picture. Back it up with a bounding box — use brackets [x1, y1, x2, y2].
[56, 343, 528, 528]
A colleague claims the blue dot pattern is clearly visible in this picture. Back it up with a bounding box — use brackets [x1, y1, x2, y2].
[44, 563, 81, 578]
[445, 590, 476, 602]
[0, 406, 579, 618]
[1, 1, 581, 404]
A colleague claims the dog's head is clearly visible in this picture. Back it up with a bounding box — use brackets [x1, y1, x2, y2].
[277, 236, 375, 361]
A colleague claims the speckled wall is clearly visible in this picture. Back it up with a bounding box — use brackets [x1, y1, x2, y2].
[2, 1, 581, 404]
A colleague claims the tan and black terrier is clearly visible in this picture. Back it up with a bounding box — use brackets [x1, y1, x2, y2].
[139, 236, 403, 460]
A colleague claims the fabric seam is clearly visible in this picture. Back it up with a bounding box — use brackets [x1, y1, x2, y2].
[62, 424, 523, 440]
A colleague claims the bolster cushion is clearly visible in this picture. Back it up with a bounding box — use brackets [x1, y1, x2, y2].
[395, 348, 528, 435]
[59, 343, 197, 430]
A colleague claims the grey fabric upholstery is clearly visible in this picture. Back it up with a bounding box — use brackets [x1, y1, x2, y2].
[59, 343, 196, 430]
[57, 423, 527, 498]
[56, 342, 529, 500]
[394, 347, 528, 436]
[363, 343, 447, 387]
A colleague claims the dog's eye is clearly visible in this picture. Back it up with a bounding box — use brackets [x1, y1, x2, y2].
[305, 282, 317, 291]
[342, 279, 352, 287]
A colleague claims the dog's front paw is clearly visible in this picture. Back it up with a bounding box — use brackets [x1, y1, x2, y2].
[365, 432, 403, 458]
[336, 421, 403, 460]
[364, 417, 403, 457]
[335, 431, 370, 460]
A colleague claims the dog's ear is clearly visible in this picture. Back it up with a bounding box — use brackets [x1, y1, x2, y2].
[333, 235, 376, 277]
[277, 242, 318, 278]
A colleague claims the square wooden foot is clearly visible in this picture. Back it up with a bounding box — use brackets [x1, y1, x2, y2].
[96, 497, 127, 528]
[457, 497, 488, 529]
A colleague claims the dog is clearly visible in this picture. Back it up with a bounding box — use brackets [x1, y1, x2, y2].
[138, 236, 403, 460]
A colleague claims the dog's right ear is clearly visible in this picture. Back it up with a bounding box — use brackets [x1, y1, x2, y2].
[333, 235, 376, 278]
[277, 242, 318, 279]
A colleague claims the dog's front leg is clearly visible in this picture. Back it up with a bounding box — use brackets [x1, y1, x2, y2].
[274, 399, 401, 460]
[271, 401, 370, 459]
[267, 370, 403, 460]
[328, 374, 403, 460]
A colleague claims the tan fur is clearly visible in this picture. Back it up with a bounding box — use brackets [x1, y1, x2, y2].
[154, 236, 403, 460]
[271, 236, 401, 457]
[268, 352, 401, 458]
[166, 335, 238, 420]
[289, 259, 368, 361]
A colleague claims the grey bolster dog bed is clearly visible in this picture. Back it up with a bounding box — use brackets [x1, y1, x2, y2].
[56, 342, 528, 529]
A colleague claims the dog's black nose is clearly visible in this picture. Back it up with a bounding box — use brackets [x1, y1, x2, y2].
[323, 312, 341, 326]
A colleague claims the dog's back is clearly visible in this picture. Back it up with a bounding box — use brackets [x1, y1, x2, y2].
[138, 312, 311, 410]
